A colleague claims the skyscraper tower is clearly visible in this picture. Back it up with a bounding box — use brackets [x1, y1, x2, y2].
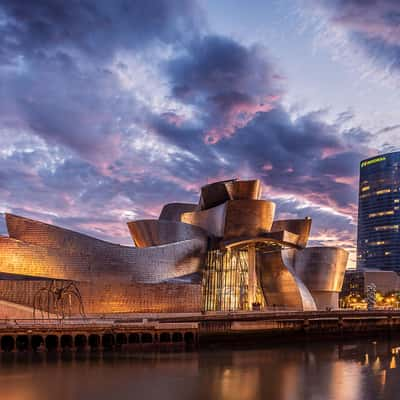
[357, 152, 400, 272]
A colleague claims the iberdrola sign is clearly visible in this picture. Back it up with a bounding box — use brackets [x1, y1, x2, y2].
[361, 156, 386, 168]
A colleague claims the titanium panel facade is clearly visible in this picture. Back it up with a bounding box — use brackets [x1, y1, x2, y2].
[294, 247, 348, 292]
[181, 200, 275, 239]
[2, 215, 207, 284]
[0, 178, 348, 315]
[257, 249, 317, 311]
[294, 247, 348, 309]
[227, 179, 262, 200]
[159, 203, 198, 221]
[271, 218, 312, 248]
[199, 180, 234, 210]
[0, 279, 202, 314]
[127, 219, 207, 248]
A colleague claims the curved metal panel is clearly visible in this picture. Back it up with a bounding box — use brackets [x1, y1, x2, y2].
[198, 179, 262, 210]
[6, 213, 110, 255]
[181, 203, 227, 237]
[224, 200, 275, 239]
[257, 249, 316, 311]
[228, 179, 262, 200]
[294, 247, 348, 292]
[0, 236, 92, 281]
[310, 291, 339, 310]
[158, 203, 198, 221]
[127, 219, 208, 248]
[182, 200, 275, 239]
[0, 215, 207, 284]
[199, 180, 234, 210]
[271, 218, 312, 248]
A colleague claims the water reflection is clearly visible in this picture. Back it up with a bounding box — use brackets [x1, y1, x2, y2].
[0, 338, 400, 399]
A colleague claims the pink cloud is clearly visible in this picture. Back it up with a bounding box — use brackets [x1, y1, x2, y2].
[262, 162, 273, 171]
[161, 112, 185, 127]
[331, 2, 400, 46]
[204, 95, 279, 144]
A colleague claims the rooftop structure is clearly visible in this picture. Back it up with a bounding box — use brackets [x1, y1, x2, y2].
[0, 178, 348, 317]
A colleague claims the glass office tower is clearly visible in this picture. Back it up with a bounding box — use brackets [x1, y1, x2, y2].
[357, 152, 400, 272]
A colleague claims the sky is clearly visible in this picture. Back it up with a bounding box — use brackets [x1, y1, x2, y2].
[1, 0, 400, 268]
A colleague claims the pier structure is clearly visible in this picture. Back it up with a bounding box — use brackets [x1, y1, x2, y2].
[0, 320, 198, 352]
[0, 311, 400, 353]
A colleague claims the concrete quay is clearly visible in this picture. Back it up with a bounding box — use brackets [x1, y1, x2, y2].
[0, 310, 399, 352]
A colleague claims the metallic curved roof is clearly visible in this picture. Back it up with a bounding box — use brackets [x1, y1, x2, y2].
[127, 219, 207, 248]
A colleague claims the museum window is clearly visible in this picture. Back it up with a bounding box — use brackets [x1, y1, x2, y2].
[202, 247, 266, 312]
[202, 248, 249, 311]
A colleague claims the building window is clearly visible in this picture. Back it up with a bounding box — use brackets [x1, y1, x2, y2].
[368, 210, 395, 218]
[374, 225, 399, 231]
[202, 248, 250, 311]
[376, 189, 391, 195]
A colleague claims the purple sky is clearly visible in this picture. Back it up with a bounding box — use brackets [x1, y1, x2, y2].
[1, 0, 400, 268]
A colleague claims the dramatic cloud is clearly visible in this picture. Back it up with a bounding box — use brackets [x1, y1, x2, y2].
[310, 0, 400, 76]
[166, 35, 280, 143]
[0, 0, 201, 61]
[0, 0, 376, 268]
[215, 108, 367, 217]
[0, 0, 203, 165]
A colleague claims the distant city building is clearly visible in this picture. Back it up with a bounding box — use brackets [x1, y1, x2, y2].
[357, 152, 400, 273]
[0, 178, 348, 317]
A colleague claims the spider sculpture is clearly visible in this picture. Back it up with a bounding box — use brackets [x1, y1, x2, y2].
[33, 280, 86, 320]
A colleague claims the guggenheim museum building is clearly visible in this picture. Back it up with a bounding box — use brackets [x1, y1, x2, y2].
[0, 179, 348, 317]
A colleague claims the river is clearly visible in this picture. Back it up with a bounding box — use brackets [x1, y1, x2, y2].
[0, 337, 399, 400]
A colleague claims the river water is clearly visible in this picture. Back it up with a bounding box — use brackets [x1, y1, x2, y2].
[0, 338, 399, 400]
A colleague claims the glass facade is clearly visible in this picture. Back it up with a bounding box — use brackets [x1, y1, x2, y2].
[202, 248, 265, 311]
[357, 152, 400, 272]
[202, 248, 249, 311]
